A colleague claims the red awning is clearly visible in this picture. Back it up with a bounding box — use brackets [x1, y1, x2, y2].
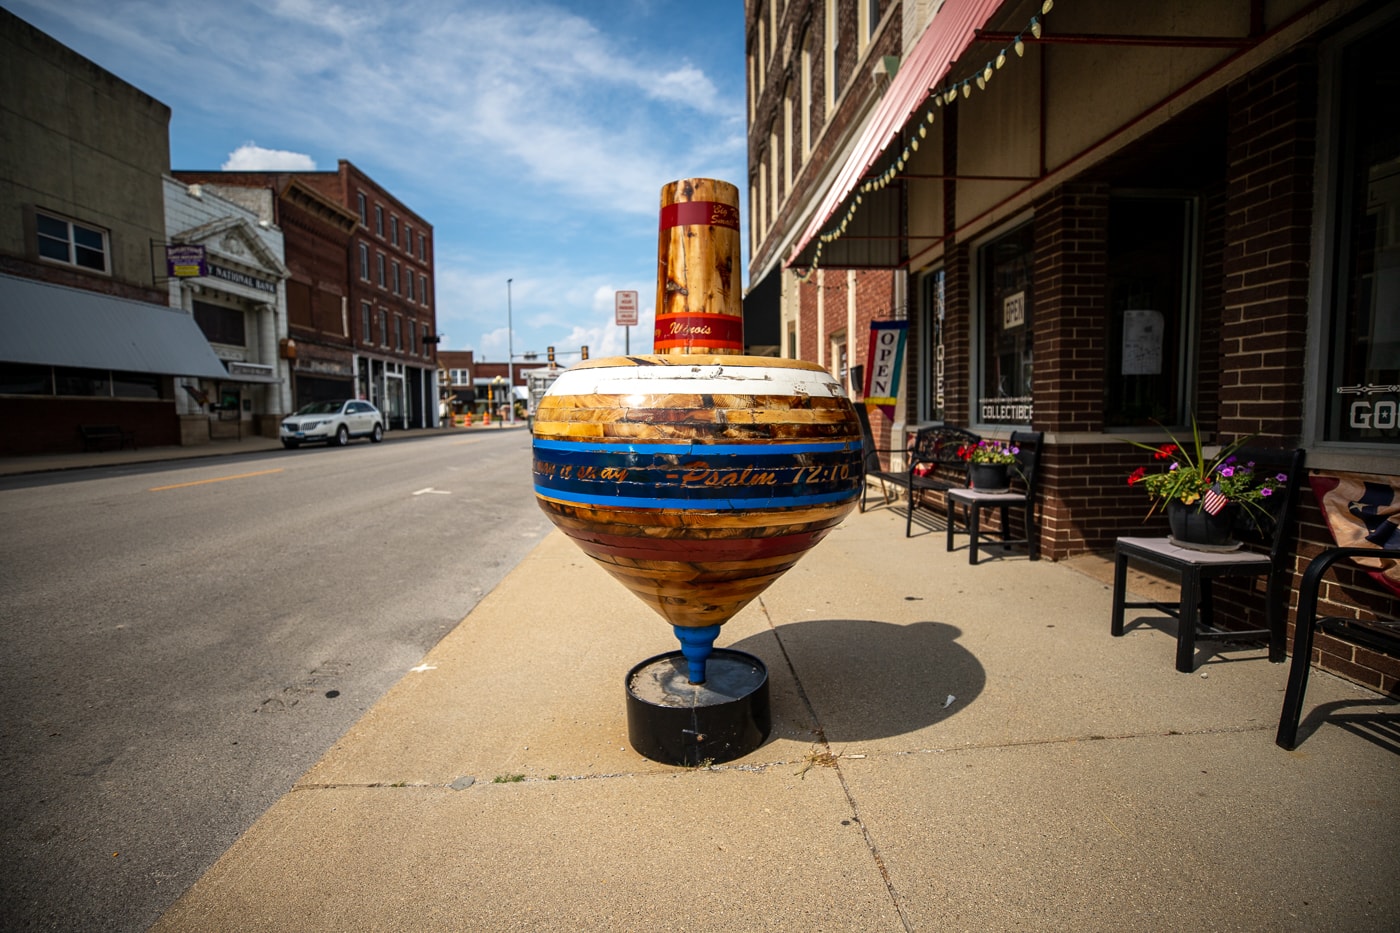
[788, 0, 1006, 266]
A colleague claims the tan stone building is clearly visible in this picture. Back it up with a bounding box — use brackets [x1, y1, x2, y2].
[0, 9, 245, 454]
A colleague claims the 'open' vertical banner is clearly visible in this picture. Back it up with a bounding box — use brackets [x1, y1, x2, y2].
[862, 320, 907, 421]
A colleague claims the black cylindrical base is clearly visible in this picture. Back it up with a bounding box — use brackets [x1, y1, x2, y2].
[625, 648, 770, 766]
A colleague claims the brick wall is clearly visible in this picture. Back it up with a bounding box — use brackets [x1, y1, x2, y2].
[747, 0, 903, 275]
[1032, 182, 1108, 435]
[1220, 48, 1314, 444]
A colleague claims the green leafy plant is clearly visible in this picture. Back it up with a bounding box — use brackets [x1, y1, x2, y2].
[1124, 421, 1287, 519]
[957, 439, 1020, 465]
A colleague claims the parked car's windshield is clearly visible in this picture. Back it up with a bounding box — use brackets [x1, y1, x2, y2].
[295, 400, 345, 415]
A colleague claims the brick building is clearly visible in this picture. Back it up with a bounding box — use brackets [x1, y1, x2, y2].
[176, 161, 438, 428]
[747, 0, 1397, 694]
[0, 10, 246, 455]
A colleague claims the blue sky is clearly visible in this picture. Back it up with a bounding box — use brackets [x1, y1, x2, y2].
[10, 0, 748, 362]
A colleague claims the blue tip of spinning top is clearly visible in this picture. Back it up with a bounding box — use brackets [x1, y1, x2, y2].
[672, 624, 722, 684]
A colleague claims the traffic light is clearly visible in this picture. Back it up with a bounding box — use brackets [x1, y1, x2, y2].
[580, 345, 589, 360]
[547, 345, 555, 364]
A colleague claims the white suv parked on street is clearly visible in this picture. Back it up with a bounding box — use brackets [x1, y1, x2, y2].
[280, 399, 386, 448]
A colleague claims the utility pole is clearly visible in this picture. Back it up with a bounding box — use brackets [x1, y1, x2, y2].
[507, 278, 515, 425]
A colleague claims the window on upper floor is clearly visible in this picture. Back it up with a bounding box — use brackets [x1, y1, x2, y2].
[36, 210, 109, 274]
[391, 216, 399, 246]
[377, 252, 386, 288]
[361, 301, 372, 345]
[748, 52, 757, 125]
[801, 30, 813, 156]
[193, 300, 246, 347]
[827, 0, 841, 105]
[357, 192, 367, 226]
[406, 270, 415, 303]
[770, 127, 780, 209]
[359, 242, 370, 280]
[420, 274, 429, 306]
[375, 205, 384, 237]
[418, 234, 426, 261]
[394, 314, 403, 351]
[861, 0, 882, 47]
[392, 260, 401, 295]
[784, 87, 794, 192]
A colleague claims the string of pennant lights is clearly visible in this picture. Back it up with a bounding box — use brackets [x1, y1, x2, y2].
[795, 0, 1055, 281]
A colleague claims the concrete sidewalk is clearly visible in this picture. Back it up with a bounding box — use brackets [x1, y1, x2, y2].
[147, 502, 1398, 931]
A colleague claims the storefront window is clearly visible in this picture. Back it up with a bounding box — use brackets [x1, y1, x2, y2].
[0, 363, 51, 394]
[1322, 18, 1400, 448]
[1105, 196, 1194, 427]
[111, 371, 161, 399]
[918, 268, 946, 423]
[977, 223, 1034, 425]
[54, 367, 109, 397]
[193, 300, 246, 347]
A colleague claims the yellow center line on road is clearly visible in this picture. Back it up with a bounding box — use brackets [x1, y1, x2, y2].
[149, 468, 283, 492]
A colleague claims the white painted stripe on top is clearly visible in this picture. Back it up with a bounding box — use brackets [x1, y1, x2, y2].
[545, 362, 846, 399]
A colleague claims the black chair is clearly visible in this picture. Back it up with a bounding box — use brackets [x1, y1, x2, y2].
[1276, 546, 1400, 749]
[905, 425, 981, 536]
[855, 404, 911, 513]
[1110, 446, 1306, 673]
[944, 431, 1043, 564]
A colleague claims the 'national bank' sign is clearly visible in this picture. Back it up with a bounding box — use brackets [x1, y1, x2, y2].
[209, 263, 277, 294]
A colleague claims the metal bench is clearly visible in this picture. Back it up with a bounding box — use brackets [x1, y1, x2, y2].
[1277, 551, 1400, 749]
[79, 424, 136, 452]
[904, 425, 980, 536]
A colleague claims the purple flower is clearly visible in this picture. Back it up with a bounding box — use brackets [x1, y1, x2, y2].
[1261, 487, 1274, 497]
[1276, 473, 1288, 482]
[1219, 466, 1235, 478]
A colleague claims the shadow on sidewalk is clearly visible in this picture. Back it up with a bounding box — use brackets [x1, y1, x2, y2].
[730, 617, 986, 743]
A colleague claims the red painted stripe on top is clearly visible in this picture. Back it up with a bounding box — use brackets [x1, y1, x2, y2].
[570, 527, 827, 562]
[659, 200, 741, 231]
[653, 313, 744, 350]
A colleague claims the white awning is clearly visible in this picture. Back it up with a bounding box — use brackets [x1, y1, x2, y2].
[0, 272, 234, 379]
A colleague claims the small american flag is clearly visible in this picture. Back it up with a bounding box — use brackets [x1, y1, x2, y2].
[1201, 485, 1230, 515]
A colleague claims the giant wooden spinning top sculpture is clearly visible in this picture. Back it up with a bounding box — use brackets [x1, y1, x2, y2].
[532, 179, 863, 764]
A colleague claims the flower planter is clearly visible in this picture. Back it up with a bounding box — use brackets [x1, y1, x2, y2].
[1167, 500, 1239, 551]
[969, 462, 1010, 492]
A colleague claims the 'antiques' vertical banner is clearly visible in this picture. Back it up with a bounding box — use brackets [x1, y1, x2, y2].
[863, 320, 907, 422]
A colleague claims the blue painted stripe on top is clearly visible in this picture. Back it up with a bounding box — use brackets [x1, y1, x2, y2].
[534, 484, 860, 510]
[532, 438, 854, 456]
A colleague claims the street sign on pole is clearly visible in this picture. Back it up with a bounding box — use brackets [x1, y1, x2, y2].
[615, 290, 639, 326]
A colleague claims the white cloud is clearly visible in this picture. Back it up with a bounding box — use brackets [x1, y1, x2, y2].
[14, 0, 746, 357]
[221, 143, 317, 171]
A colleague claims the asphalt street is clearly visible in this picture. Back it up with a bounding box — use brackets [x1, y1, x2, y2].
[0, 430, 549, 932]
